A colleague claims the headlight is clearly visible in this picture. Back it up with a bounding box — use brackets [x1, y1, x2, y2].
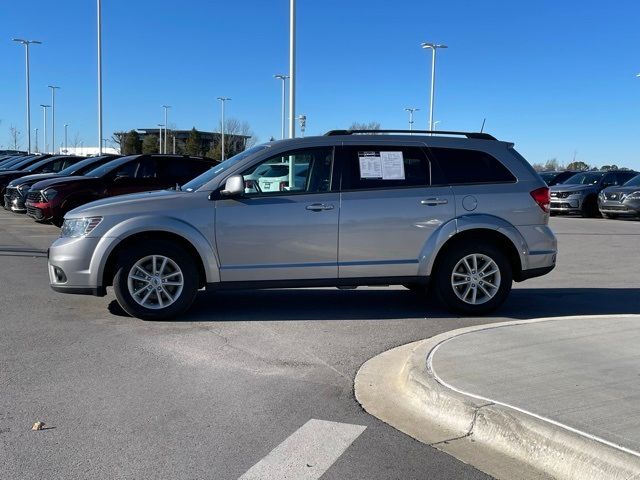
[42, 189, 58, 201]
[60, 217, 103, 238]
[627, 191, 640, 200]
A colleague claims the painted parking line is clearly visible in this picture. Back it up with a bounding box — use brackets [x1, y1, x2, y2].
[239, 419, 366, 480]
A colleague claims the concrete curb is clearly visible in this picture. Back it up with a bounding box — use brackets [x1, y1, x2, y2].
[355, 315, 640, 480]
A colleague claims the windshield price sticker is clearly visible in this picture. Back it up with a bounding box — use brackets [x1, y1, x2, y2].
[358, 151, 405, 180]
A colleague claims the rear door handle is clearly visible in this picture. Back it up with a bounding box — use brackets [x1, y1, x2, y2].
[421, 198, 448, 206]
[306, 203, 334, 212]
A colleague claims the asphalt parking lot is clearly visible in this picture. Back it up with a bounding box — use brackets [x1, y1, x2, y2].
[1, 210, 639, 479]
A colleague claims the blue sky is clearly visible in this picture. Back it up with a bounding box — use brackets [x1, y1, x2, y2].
[1, 0, 639, 168]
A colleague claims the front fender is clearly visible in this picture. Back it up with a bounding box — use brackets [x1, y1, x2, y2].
[88, 215, 220, 287]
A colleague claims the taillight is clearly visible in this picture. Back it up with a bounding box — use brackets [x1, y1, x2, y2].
[530, 187, 550, 213]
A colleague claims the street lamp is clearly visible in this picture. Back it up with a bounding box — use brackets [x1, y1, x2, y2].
[297, 114, 307, 137]
[421, 42, 447, 131]
[274, 74, 289, 139]
[48, 85, 60, 154]
[217, 97, 231, 161]
[34, 128, 39, 153]
[40, 104, 50, 153]
[97, 0, 103, 155]
[161, 105, 171, 154]
[12, 39, 42, 153]
[64, 124, 69, 154]
[404, 107, 420, 133]
[289, 0, 296, 138]
[157, 124, 164, 153]
[433, 120, 441, 131]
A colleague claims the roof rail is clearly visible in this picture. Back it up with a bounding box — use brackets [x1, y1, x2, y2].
[324, 129, 497, 140]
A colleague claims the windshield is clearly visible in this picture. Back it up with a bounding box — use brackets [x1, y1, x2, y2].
[83, 156, 137, 177]
[563, 172, 604, 185]
[539, 172, 557, 183]
[182, 145, 269, 192]
[623, 174, 640, 187]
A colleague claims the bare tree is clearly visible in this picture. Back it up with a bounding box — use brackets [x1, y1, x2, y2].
[349, 121, 381, 132]
[71, 132, 82, 149]
[9, 126, 21, 150]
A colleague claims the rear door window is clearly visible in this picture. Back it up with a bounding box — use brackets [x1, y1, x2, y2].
[161, 158, 211, 183]
[427, 147, 516, 185]
[339, 145, 431, 190]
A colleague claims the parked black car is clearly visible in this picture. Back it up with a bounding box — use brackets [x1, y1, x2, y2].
[0, 155, 82, 197]
[539, 170, 577, 186]
[4, 155, 119, 212]
[550, 170, 639, 217]
[598, 174, 640, 218]
[26, 154, 216, 226]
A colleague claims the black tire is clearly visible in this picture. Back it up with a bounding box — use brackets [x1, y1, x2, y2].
[434, 241, 512, 316]
[113, 240, 198, 320]
[580, 196, 599, 218]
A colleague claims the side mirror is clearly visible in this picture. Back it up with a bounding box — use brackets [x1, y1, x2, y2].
[221, 175, 245, 197]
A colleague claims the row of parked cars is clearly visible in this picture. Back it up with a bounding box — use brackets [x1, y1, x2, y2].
[540, 169, 640, 218]
[0, 152, 216, 226]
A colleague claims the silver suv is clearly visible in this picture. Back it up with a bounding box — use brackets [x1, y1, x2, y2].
[48, 130, 556, 319]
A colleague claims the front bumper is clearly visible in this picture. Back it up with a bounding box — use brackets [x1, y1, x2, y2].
[549, 194, 583, 213]
[48, 235, 106, 296]
[25, 200, 54, 221]
[3, 189, 27, 212]
[598, 198, 640, 215]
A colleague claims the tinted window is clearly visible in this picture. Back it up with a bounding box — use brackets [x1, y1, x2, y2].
[240, 147, 333, 195]
[340, 146, 430, 190]
[563, 172, 604, 185]
[428, 148, 516, 185]
[617, 171, 637, 184]
[623, 174, 640, 187]
[137, 158, 160, 179]
[112, 161, 139, 179]
[59, 156, 114, 176]
[161, 158, 211, 183]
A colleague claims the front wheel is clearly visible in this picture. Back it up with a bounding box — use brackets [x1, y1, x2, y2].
[113, 241, 198, 320]
[435, 242, 512, 315]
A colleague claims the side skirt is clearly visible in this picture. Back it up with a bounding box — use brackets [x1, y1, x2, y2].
[206, 276, 429, 291]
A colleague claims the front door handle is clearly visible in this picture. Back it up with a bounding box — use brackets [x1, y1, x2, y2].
[421, 198, 448, 206]
[306, 203, 334, 212]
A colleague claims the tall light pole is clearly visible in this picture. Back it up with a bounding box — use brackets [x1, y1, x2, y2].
[64, 124, 69, 154]
[40, 104, 50, 153]
[297, 114, 306, 137]
[274, 74, 289, 139]
[34, 128, 39, 153]
[288, 0, 296, 138]
[217, 97, 231, 161]
[162, 105, 171, 154]
[48, 85, 60, 154]
[404, 107, 420, 133]
[97, 0, 103, 155]
[157, 124, 164, 154]
[13, 39, 42, 153]
[421, 42, 447, 131]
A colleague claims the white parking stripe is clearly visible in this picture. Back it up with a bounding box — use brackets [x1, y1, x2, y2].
[238, 419, 366, 480]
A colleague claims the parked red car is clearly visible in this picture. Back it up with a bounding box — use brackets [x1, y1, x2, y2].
[26, 154, 216, 226]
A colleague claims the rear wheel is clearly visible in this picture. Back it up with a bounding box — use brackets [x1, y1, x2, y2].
[113, 241, 198, 320]
[435, 241, 512, 315]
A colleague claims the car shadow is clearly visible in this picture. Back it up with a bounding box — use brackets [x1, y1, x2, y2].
[108, 287, 640, 322]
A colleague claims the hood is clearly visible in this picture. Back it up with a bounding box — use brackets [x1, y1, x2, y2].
[601, 185, 640, 195]
[550, 183, 594, 193]
[29, 175, 96, 192]
[68, 189, 191, 217]
[8, 173, 59, 188]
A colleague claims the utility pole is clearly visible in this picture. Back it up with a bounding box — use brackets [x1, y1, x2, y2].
[217, 97, 231, 160]
[13, 39, 42, 152]
[97, 0, 103, 154]
[404, 107, 420, 134]
[421, 42, 447, 131]
[40, 104, 50, 153]
[162, 105, 171, 154]
[64, 124, 69, 154]
[48, 85, 60, 153]
[274, 74, 289, 139]
[34, 128, 39, 153]
[288, 0, 296, 138]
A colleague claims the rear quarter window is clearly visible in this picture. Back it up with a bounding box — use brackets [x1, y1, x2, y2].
[428, 147, 516, 185]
